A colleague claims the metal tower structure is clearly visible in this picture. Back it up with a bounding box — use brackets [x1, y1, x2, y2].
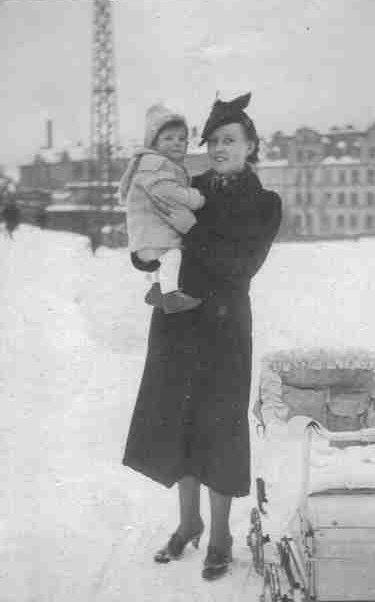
[90, 0, 119, 198]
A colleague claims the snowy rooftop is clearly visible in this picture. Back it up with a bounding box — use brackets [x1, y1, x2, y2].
[321, 155, 361, 165]
[46, 203, 126, 212]
[258, 159, 289, 168]
[32, 144, 91, 164]
[187, 144, 207, 155]
[65, 180, 121, 188]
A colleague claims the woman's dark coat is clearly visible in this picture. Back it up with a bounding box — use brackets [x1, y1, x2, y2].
[123, 166, 282, 497]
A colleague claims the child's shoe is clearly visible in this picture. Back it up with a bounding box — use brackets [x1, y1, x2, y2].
[145, 283, 163, 307]
[162, 291, 202, 314]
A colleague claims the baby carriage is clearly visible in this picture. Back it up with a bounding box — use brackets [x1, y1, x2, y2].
[247, 347, 375, 602]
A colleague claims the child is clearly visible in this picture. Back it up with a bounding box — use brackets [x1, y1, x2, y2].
[119, 104, 205, 314]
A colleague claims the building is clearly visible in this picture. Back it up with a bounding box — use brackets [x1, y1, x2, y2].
[18, 126, 205, 192]
[18, 121, 375, 240]
[257, 124, 375, 239]
[19, 144, 127, 192]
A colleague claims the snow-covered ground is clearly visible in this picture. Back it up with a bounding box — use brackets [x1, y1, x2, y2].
[1, 225, 374, 602]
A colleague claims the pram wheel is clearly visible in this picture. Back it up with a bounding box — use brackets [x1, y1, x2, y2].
[261, 565, 280, 602]
[262, 570, 308, 602]
[247, 507, 265, 575]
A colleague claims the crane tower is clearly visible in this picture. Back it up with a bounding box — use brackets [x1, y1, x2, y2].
[90, 0, 119, 199]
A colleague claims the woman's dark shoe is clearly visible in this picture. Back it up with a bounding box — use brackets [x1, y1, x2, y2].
[154, 520, 204, 563]
[145, 283, 163, 307]
[202, 537, 233, 581]
[162, 290, 202, 314]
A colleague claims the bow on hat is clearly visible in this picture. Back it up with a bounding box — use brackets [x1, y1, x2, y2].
[199, 92, 252, 146]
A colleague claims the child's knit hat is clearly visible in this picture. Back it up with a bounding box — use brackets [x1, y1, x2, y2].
[144, 103, 188, 148]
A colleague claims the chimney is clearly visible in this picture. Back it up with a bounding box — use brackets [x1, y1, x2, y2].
[46, 119, 53, 149]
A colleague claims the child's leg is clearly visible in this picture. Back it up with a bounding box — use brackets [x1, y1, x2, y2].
[145, 270, 159, 284]
[158, 248, 202, 314]
[158, 248, 182, 294]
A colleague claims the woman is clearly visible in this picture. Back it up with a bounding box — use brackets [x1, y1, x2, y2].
[123, 92, 282, 580]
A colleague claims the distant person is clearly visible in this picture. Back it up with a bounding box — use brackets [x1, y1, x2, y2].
[119, 104, 205, 314]
[88, 225, 102, 254]
[2, 201, 20, 238]
[122, 92, 282, 580]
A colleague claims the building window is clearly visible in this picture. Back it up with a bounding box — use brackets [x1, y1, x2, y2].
[368, 169, 375, 184]
[350, 192, 359, 206]
[295, 170, 302, 185]
[306, 169, 313, 184]
[307, 150, 315, 161]
[369, 147, 375, 159]
[337, 214, 345, 228]
[339, 170, 347, 184]
[323, 168, 331, 184]
[367, 191, 375, 205]
[293, 214, 303, 231]
[366, 215, 374, 229]
[306, 192, 313, 205]
[351, 169, 359, 184]
[338, 192, 346, 205]
[297, 150, 304, 162]
[324, 192, 332, 203]
[349, 214, 358, 229]
[295, 192, 303, 205]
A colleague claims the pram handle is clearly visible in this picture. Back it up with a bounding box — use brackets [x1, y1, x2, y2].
[256, 477, 268, 515]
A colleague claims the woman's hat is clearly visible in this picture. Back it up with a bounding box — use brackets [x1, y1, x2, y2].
[144, 103, 188, 148]
[199, 92, 254, 146]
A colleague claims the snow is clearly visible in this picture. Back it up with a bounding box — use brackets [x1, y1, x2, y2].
[257, 159, 288, 167]
[65, 181, 121, 188]
[35, 145, 90, 164]
[37, 148, 63, 164]
[67, 144, 90, 162]
[321, 155, 360, 165]
[188, 145, 207, 155]
[46, 204, 126, 212]
[1, 225, 375, 601]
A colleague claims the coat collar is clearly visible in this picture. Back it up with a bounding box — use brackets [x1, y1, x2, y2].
[196, 163, 262, 196]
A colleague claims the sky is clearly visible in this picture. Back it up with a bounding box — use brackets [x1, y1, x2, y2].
[1, 0, 375, 167]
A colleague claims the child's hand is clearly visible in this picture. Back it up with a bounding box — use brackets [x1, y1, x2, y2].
[198, 193, 206, 208]
[151, 194, 197, 234]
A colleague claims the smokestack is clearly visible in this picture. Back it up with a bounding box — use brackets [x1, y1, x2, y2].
[46, 119, 53, 149]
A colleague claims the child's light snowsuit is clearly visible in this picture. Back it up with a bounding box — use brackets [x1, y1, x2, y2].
[119, 148, 204, 292]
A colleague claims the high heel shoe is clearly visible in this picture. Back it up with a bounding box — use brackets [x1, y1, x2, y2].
[154, 520, 204, 563]
[201, 536, 233, 581]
